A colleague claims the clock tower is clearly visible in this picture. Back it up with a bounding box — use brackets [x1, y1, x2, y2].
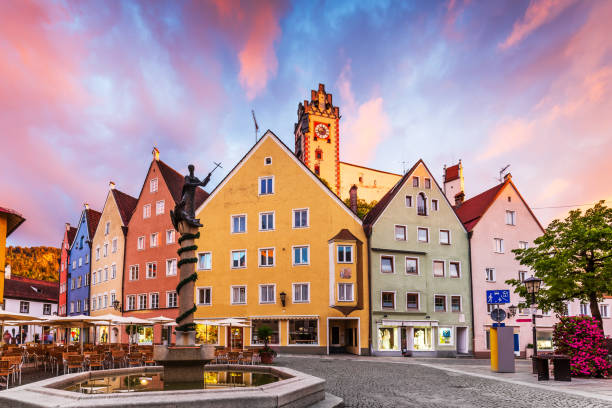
[294, 84, 341, 195]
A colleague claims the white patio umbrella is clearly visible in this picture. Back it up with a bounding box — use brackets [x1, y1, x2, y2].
[43, 315, 101, 352]
[213, 318, 251, 350]
[0, 312, 44, 345]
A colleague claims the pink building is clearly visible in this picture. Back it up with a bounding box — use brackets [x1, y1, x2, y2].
[444, 164, 612, 358]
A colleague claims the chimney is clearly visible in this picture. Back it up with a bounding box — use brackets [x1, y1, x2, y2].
[65, 223, 70, 231]
[349, 185, 358, 214]
[503, 172, 512, 181]
[443, 159, 465, 204]
[109, 181, 116, 190]
[454, 191, 465, 208]
[84, 203, 89, 210]
[4, 264, 10, 280]
[152, 146, 160, 161]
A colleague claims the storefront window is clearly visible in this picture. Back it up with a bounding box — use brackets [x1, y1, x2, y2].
[438, 327, 453, 345]
[413, 327, 432, 350]
[99, 326, 109, 343]
[377, 327, 399, 351]
[251, 320, 280, 345]
[137, 326, 153, 345]
[70, 328, 80, 343]
[196, 324, 219, 344]
[289, 319, 318, 344]
[536, 330, 553, 350]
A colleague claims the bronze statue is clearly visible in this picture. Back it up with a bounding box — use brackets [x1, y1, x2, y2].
[171, 163, 219, 229]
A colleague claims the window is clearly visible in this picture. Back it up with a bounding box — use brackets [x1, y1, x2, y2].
[198, 252, 212, 270]
[93, 271, 97, 285]
[506, 210, 516, 225]
[449, 262, 460, 278]
[197, 287, 212, 305]
[289, 319, 317, 344]
[72, 260, 76, 270]
[431, 199, 439, 211]
[337, 245, 353, 263]
[156, 200, 165, 215]
[293, 283, 310, 303]
[264, 157, 272, 165]
[150, 293, 159, 309]
[439, 230, 450, 244]
[486, 268, 496, 282]
[417, 227, 429, 242]
[433, 260, 445, 277]
[519, 241, 528, 249]
[105, 221, 110, 235]
[395, 225, 406, 241]
[104, 267, 108, 281]
[338, 283, 354, 302]
[518, 270, 527, 282]
[231, 286, 247, 304]
[252, 320, 279, 345]
[405, 195, 413, 207]
[451, 296, 462, 312]
[130, 265, 139, 281]
[167, 291, 178, 308]
[293, 246, 309, 265]
[293, 209, 309, 228]
[412, 177, 419, 187]
[78, 276, 82, 288]
[260, 212, 274, 231]
[79, 257, 82, 267]
[143, 204, 151, 218]
[580, 303, 589, 315]
[111, 264, 116, 279]
[70, 302, 74, 313]
[150, 232, 158, 247]
[260, 285, 275, 304]
[103, 243, 108, 257]
[406, 293, 419, 310]
[438, 327, 453, 345]
[231, 250, 246, 269]
[315, 149, 322, 160]
[150, 178, 158, 192]
[166, 259, 177, 276]
[381, 291, 395, 309]
[146, 262, 157, 279]
[259, 248, 274, 267]
[76, 300, 81, 312]
[103, 294, 108, 308]
[417, 193, 427, 216]
[314, 165, 320, 175]
[424, 178, 431, 189]
[86, 253, 89, 264]
[259, 176, 274, 195]
[19, 301, 30, 314]
[92, 297, 97, 310]
[406, 257, 418, 275]
[380, 256, 394, 273]
[112, 238, 117, 253]
[111, 292, 116, 305]
[71, 278, 75, 289]
[600, 304, 609, 318]
[231, 215, 246, 233]
[138, 294, 147, 310]
[434, 295, 447, 312]
[127, 295, 136, 311]
[137, 236, 145, 250]
[166, 229, 175, 244]
[494, 238, 504, 253]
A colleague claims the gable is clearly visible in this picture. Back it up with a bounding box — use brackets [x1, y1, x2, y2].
[196, 130, 362, 225]
[69, 210, 87, 251]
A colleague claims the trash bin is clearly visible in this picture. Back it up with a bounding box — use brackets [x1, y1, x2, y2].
[533, 356, 549, 381]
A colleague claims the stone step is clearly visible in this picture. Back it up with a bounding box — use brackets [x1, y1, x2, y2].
[309, 393, 344, 408]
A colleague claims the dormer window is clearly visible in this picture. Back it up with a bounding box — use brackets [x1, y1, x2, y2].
[417, 193, 427, 216]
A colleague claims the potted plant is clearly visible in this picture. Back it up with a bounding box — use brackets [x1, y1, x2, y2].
[525, 343, 534, 359]
[257, 325, 277, 364]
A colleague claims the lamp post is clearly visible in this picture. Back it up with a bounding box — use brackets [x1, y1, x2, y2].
[279, 292, 287, 308]
[524, 276, 542, 358]
[112, 300, 122, 312]
[508, 304, 517, 318]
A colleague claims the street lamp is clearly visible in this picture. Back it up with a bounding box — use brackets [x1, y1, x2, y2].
[524, 276, 542, 357]
[279, 292, 287, 308]
[507, 304, 517, 318]
[112, 300, 122, 312]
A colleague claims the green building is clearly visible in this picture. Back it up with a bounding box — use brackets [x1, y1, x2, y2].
[363, 160, 472, 357]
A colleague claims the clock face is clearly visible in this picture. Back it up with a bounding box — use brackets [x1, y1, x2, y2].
[314, 123, 330, 139]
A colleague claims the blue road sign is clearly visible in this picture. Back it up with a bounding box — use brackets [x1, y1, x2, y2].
[486, 290, 510, 304]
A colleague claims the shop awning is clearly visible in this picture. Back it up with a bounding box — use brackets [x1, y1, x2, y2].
[381, 319, 438, 327]
[249, 315, 319, 321]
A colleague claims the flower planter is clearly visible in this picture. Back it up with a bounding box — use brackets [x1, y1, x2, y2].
[260, 352, 275, 364]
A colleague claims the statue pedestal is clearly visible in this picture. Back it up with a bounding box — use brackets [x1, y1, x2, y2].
[154, 344, 215, 383]
[175, 330, 196, 346]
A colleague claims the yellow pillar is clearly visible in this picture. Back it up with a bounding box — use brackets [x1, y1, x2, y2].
[490, 327, 498, 371]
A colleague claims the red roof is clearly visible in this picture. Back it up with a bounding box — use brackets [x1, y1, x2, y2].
[445, 164, 460, 182]
[67, 226, 77, 246]
[157, 160, 209, 208]
[454, 182, 506, 232]
[4, 275, 59, 303]
[0, 207, 26, 237]
[85, 208, 102, 239]
[111, 188, 138, 226]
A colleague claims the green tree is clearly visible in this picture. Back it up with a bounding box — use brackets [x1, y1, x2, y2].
[506, 201, 612, 327]
[343, 198, 378, 219]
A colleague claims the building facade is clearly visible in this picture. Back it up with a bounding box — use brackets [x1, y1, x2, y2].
[364, 160, 473, 357]
[90, 182, 137, 343]
[58, 223, 76, 316]
[66, 205, 100, 318]
[123, 148, 208, 345]
[0, 207, 25, 305]
[294, 84, 401, 203]
[193, 131, 370, 355]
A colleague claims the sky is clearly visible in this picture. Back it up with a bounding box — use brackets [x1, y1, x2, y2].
[2, 0, 611, 247]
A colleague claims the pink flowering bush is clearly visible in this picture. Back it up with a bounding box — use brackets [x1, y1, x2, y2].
[553, 316, 610, 377]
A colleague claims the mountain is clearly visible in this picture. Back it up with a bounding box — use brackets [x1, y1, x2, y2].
[5, 246, 60, 282]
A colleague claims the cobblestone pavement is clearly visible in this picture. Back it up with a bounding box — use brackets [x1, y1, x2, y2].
[276, 356, 612, 408]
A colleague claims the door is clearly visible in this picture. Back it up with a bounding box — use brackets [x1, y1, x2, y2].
[228, 327, 244, 349]
[456, 327, 468, 354]
[331, 326, 340, 345]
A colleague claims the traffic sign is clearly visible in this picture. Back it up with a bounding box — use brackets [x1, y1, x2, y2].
[486, 290, 511, 304]
[491, 308, 507, 322]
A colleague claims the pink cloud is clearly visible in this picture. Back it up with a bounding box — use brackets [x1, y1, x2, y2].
[499, 0, 577, 50]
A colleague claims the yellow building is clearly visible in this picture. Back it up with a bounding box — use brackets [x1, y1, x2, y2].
[90, 183, 137, 342]
[193, 131, 369, 355]
[0, 207, 25, 304]
[294, 84, 401, 203]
